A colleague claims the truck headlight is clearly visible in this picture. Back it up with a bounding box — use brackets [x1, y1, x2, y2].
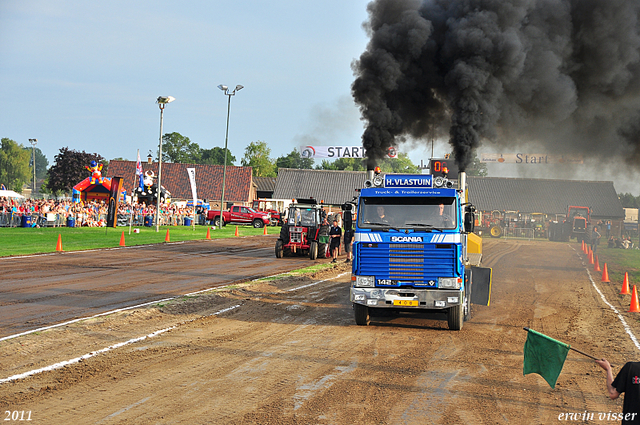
[355, 276, 375, 287]
[438, 277, 462, 289]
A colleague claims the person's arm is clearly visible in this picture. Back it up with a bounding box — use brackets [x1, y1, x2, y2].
[595, 359, 621, 399]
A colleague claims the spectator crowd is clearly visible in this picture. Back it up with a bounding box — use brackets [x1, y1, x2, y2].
[0, 197, 201, 228]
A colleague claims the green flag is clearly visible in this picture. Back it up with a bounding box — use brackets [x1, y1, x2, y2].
[523, 329, 570, 388]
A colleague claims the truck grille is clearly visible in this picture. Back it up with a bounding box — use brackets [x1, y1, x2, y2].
[359, 243, 456, 287]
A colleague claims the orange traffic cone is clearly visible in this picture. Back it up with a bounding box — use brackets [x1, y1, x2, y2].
[621, 272, 631, 295]
[263, 226, 268, 235]
[589, 249, 594, 265]
[582, 240, 586, 253]
[55, 234, 63, 252]
[206, 227, 211, 240]
[594, 255, 601, 272]
[602, 262, 610, 283]
[630, 285, 640, 312]
[119, 231, 126, 247]
[235, 226, 239, 237]
[165, 229, 170, 243]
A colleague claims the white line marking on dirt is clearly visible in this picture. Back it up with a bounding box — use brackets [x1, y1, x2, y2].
[287, 272, 350, 292]
[0, 305, 240, 384]
[0, 242, 187, 261]
[573, 246, 640, 351]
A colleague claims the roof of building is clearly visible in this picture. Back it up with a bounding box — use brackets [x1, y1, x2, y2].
[273, 168, 367, 205]
[254, 176, 276, 193]
[467, 176, 624, 218]
[106, 161, 253, 202]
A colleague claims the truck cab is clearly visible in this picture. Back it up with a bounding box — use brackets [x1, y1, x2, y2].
[349, 170, 491, 330]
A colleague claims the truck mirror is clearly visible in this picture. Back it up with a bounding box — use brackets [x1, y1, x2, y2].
[464, 212, 475, 233]
[344, 211, 353, 230]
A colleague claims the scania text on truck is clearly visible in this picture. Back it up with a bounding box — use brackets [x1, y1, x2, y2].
[349, 168, 492, 330]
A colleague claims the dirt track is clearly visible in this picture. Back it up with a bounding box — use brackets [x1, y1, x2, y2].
[1, 238, 638, 424]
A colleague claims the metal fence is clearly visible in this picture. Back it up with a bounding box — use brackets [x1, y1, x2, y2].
[0, 212, 207, 228]
[501, 227, 536, 240]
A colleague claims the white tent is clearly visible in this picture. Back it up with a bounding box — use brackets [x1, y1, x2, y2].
[0, 189, 25, 198]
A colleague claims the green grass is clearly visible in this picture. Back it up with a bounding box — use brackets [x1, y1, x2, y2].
[0, 225, 276, 257]
[592, 246, 640, 285]
[254, 263, 335, 281]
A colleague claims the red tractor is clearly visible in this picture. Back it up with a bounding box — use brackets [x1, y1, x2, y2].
[549, 206, 591, 242]
[275, 199, 328, 260]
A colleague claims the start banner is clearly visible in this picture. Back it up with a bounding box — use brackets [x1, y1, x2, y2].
[299, 146, 398, 159]
[480, 153, 583, 164]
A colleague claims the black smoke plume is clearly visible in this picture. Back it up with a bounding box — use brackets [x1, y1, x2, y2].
[352, 0, 640, 171]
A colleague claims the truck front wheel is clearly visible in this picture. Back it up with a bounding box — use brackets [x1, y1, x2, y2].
[213, 217, 224, 227]
[448, 302, 464, 331]
[354, 304, 370, 326]
[253, 219, 264, 228]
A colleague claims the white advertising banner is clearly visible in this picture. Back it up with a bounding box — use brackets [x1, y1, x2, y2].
[299, 146, 398, 159]
[480, 153, 584, 164]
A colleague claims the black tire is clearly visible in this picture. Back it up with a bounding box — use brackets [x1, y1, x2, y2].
[309, 241, 318, 260]
[448, 301, 464, 331]
[464, 285, 471, 322]
[354, 303, 370, 326]
[253, 219, 264, 228]
[213, 217, 224, 227]
[279, 226, 290, 244]
[489, 225, 503, 238]
[318, 243, 327, 258]
[275, 239, 284, 258]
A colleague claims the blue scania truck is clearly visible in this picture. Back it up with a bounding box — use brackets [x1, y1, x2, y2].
[348, 169, 491, 330]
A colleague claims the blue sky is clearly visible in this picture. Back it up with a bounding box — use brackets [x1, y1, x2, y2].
[1, 0, 441, 166]
[2, 0, 638, 194]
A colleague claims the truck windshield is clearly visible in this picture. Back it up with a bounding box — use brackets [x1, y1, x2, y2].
[358, 197, 457, 230]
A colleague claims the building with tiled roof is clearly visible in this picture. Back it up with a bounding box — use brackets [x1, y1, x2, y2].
[106, 160, 255, 207]
[273, 168, 367, 205]
[254, 176, 276, 198]
[467, 176, 624, 219]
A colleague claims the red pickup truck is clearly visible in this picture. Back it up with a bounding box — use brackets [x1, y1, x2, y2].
[207, 205, 270, 228]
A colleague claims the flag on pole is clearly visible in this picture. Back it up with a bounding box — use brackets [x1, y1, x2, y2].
[523, 328, 570, 388]
[135, 150, 144, 189]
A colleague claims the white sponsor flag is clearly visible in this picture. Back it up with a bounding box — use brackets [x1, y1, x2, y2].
[186, 168, 197, 227]
[299, 145, 398, 159]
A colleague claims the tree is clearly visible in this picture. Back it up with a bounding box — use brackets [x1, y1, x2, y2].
[447, 151, 488, 177]
[0, 138, 30, 192]
[275, 149, 314, 171]
[315, 153, 419, 173]
[22, 146, 49, 180]
[619, 193, 640, 208]
[241, 141, 276, 177]
[200, 147, 236, 166]
[379, 153, 420, 173]
[160, 132, 201, 163]
[45, 147, 105, 195]
[317, 157, 367, 171]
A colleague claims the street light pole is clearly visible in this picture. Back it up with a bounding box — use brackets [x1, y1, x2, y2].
[217, 84, 243, 229]
[155, 96, 175, 232]
[28, 139, 37, 196]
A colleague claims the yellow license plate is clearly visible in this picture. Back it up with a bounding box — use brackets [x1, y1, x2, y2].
[393, 300, 419, 307]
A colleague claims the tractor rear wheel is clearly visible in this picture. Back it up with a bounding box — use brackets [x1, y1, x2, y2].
[489, 225, 503, 238]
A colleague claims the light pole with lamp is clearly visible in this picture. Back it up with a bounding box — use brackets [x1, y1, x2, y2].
[155, 96, 175, 232]
[28, 139, 37, 196]
[217, 84, 243, 229]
